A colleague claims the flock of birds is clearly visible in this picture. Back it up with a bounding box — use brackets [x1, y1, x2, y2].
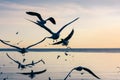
[0, 11, 101, 80]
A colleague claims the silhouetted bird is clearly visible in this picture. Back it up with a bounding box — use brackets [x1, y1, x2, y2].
[49, 77, 51, 80]
[57, 55, 60, 59]
[64, 52, 68, 56]
[64, 66, 100, 80]
[23, 58, 26, 62]
[0, 38, 46, 55]
[52, 29, 74, 46]
[26, 11, 56, 25]
[3, 77, 8, 80]
[27, 17, 79, 41]
[17, 69, 47, 79]
[6, 53, 44, 69]
[6, 53, 28, 69]
[16, 32, 19, 35]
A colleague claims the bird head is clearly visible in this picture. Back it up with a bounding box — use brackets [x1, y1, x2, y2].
[74, 66, 83, 71]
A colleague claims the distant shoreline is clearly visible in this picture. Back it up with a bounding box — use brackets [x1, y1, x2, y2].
[0, 48, 120, 53]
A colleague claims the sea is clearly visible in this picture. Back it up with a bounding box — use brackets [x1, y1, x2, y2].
[0, 48, 120, 80]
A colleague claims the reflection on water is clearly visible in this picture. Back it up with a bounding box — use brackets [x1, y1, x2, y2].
[0, 51, 120, 80]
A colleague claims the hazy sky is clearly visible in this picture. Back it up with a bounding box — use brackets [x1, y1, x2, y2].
[0, 0, 120, 48]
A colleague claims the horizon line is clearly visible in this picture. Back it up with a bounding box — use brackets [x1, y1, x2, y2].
[0, 48, 120, 53]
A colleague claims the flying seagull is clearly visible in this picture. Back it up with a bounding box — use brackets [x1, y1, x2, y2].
[16, 32, 19, 35]
[26, 11, 56, 25]
[52, 29, 74, 46]
[6, 53, 44, 69]
[64, 66, 100, 80]
[6, 53, 28, 69]
[57, 55, 60, 59]
[49, 77, 51, 80]
[27, 16, 79, 40]
[17, 69, 47, 79]
[0, 38, 46, 55]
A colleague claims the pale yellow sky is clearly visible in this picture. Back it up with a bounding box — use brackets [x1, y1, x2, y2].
[0, 1, 120, 48]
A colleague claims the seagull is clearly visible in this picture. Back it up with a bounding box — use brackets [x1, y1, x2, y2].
[64, 66, 100, 80]
[17, 69, 47, 79]
[16, 32, 19, 35]
[27, 17, 79, 41]
[6, 53, 28, 69]
[6, 53, 44, 69]
[3, 77, 8, 80]
[26, 11, 56, 25]
[52, 29, 74, 46]
[49, 77, 51, 80]
[57, 55, 60, 59]
[64, 52, 68, 56]
[0, 38, 46, 55]
[23, 58, 26, 62]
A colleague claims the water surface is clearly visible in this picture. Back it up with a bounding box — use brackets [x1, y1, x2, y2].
[0, 49, 120, 80]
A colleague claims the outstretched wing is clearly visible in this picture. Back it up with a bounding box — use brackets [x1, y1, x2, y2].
[17, 72, 30, 75]
[18, 69, 47, 75]
[64, 69, 74, 80]
[34, 59, 45, 65]
[52, 29, 74, 45]
[34, 69, 47, 74]
[0, 39, 21, 49]
[6, 53, 18, 63]
[64, 29, 74, 41]
[26, 19, 54, 34]
[26, 37, 46, 49]
[26, 11, 43, 21]
[83, 67, 100, 79]
[57, 17, 79, 34]
[47, 17, 56, 24]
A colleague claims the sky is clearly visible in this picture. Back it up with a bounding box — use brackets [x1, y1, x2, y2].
[1, 1, 120, 79]
[0, 0, 120, 48]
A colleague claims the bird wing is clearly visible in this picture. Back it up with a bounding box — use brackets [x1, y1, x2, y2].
[57, 17, 79, 34]
[26, 19, 54, 34]
[52, 41, 63, 45]
[18, 69, 46, 75]
[0, 39, 21, 49]
[34, 69, 47, 74]
[64, 29, 74, 41]
[26, 60, 41, 66]
[26, 37, 46, 49]
[46, 17, 56, 24]
[49, 77, 51, 80]
[17, 72, 30, 75]
[26, 11, 43, 21]
[33, 59, 44, 64]
[64, 69, 74, 80]
[83, 67, 100, 79]
[40, 59, 45, 64]
[52, 29, 74, 45]
[6, 53, 18, 63]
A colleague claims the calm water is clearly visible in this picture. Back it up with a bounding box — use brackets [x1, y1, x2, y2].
[0, 50, 120, 80]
